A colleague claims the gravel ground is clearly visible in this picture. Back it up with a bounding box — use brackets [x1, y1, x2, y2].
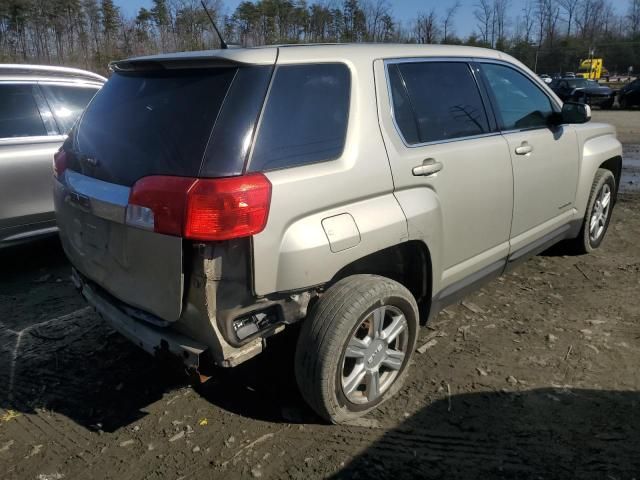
[0, 112, 639, 480]
[591, 110, 640, 145]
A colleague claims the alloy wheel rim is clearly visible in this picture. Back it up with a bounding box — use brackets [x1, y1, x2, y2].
[589, 183, 611, 243]
[341, 305, 409, 405]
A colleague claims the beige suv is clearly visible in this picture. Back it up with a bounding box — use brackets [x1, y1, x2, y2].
[53, 44, 622, 423]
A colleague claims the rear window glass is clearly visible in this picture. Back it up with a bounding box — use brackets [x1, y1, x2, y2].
[41, 84, 100, 133]
[249, 63, 350, 172]
[75, 68, 237, 186]
[0, 84, 47, 138]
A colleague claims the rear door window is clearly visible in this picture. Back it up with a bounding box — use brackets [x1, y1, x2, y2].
[388, 61, 490, 145]
[387, 65, 420, 144]
[74, 68, 238, 186]
[0, 84, 47, 138]
[40, 84, 100, 133]
[249, 63, 350, 172]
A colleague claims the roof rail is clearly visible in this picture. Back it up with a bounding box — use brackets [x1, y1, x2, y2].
[0, 64, 106, 82]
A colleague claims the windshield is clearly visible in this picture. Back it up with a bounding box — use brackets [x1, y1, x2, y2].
[567, 79, 598, 88]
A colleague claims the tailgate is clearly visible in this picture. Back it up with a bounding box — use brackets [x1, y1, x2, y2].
[53, 58, 276, 321]
[54, 170, 184, 322]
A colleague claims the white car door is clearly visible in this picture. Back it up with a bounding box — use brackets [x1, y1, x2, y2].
[478, 61, 579, 254]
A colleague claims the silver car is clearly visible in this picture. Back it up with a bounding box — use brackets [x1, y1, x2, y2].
[0, 64, 104, 247]
[54, 45, 622, 423]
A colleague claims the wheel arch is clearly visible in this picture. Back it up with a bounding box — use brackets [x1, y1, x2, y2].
[574, 130, 623, 217]
[599, 155, 622, 197]
[328, 240, 433, 324]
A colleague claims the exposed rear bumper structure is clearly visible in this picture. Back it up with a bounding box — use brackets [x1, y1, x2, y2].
[72, 269, 208, 372]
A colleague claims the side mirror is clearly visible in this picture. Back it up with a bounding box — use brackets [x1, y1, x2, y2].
[561, 102, 591, 124]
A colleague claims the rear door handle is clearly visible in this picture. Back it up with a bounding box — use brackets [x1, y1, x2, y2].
[412, 159, 443, 177]
[515, 142, 533, 155]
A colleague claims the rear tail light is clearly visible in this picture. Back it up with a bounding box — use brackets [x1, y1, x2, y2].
[127, 173, 271, 241]
[127, 176, 195, 236]
[53, 149, 68, 178]
[184, 175, 271, 241]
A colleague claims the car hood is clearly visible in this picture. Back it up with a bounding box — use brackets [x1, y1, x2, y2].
[573, 86, 612, 96]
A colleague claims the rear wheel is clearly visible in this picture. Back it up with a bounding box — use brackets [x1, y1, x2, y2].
[295, 275, 418, 424]
[570, 168, 615, 254]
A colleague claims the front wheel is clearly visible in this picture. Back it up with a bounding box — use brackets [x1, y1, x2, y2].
[619, 96, 628, 109]
[601, 99, 614, 110]
[570, 168, 616, 254]
[295, 275, 418, 424]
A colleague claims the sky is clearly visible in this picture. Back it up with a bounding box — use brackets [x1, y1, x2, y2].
[116, 0, 495, 37]
[115, 0, 626, 39]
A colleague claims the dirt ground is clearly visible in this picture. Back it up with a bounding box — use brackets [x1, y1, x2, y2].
[1, 112, 639, 480]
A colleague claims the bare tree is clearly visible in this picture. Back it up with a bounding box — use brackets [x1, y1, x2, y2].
[534, 0, 554, 45]
[547, 1, 562, 47]
[442, 0, 461, 43]
[518, 0, 536, 43]
[474, 0, 493, 45]
[414, 9, 440, 44]
[629, 0, 640, 36]
[558, 0, 580, 37]
[493, 0, 510, 45]
[575, 0, 607, 43]
[362, 0, 392, 42]
[600, 1, 616, 35]
[0, 0, 636, 79]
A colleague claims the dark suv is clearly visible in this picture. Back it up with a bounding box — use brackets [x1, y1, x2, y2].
[618, 79, 640, 108]
[550, 77, 614, 108]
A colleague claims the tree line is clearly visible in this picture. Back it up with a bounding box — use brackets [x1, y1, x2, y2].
[0, 0, 639, 76]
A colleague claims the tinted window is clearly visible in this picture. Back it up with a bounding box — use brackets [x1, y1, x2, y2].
[200, 66, 273, 178]
[41, 84, 100, 133]
[390, 62, 490, 144]
[388, 65, 419, 144]
[75, 68, 237, 186]
[566, 78, 597, 88]
[482, 63, 554, 130]
[0, 84, 47, 138]
[249, 63, 350, 172]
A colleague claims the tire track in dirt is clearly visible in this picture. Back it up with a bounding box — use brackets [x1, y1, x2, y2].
[4, 307, 91, 403]
[2, 158, 640, 479]
[1, 307, 100, 479]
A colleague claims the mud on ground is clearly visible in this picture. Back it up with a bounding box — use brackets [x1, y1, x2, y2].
[1, 115, 639, 480]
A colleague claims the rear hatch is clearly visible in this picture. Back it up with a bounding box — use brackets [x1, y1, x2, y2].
[54, 53, 275, 322]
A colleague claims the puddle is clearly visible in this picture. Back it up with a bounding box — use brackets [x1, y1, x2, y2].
[622, 144, 640, 193]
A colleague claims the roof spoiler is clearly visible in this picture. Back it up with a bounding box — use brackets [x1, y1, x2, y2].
[109, 57, 242, 73]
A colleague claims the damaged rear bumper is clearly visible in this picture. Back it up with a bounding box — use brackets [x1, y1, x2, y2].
[72, 269, 208, 372]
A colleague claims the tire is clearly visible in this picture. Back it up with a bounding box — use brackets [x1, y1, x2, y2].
[295, 274, 419, 424]
[619, 96, 628, 110]
[600, 99, 613, 110]
[570, 168, 616, 254]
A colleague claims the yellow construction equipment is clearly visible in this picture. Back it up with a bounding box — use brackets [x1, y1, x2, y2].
[577, 58, 609, 80]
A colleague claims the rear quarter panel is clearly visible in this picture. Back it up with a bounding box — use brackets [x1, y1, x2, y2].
[251, 52, 408, 296]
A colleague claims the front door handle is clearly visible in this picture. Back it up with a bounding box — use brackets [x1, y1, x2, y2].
[412, 158, 443, 176]
[515, 142, 533, 155]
